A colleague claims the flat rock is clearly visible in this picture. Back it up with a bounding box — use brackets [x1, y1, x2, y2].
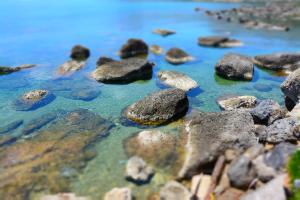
[157, 70, 198, 91]
[198, 36, 243, 48]
[217, 95, 257, 111]
[153, 29, 176, 37]
[160, 181, 191, 200]
[91, 58, 153, 84]
[150, 45, 164, 55]
[178, 110, 257, 179]
[215, 53, 254, 81]
[125, 156, 154, 184]
[119, 38, 148, 59]
[124, 88, 189, 125]
[281, 68, 300, 105]
[165, 48, 193, 65]
[57, 60, 86, 76]
[254, 52, 300, 70]
[70, 45, 90, 61]
[104, 187, 132, 200]
[0, 64, 36, 75]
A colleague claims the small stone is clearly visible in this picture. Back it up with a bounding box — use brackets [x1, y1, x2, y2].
[281, 68, 300, 104]
[150, 45, 164, 55]
[125, 156, 154, 184]
[255, 125, 268, 142]
[165, 48, 193, 65]
[104, 187, 132, 200]
[153, 29, 176, 37]
[70, 45, 90, 61]
[191, 174, 211, 200]
[57, 60, 86, 75]
[119, 39, 148, 59]
[217, 95, 257, 111]
[160, 181, 191, 200]
[198, 36, 243, 48]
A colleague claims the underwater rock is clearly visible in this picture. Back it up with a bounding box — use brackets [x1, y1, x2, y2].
[0, 120, 23, 135]
[124, 88, 188, 125]
[0, 64, 36, 75]
[69, 87, 101, 101]
[150, 45, 164, 55]
[125, 156, 154, 184]
[119, 38, 149, 59]
[178, 110, 257, 179]
[281, 68, 300, 105]
[91, 58, 153, 84]
[254, 52, 300, 70]
[153, 29, 176, 37]
[57, 60, 86, 76]
[253, 83, 272, 92]
[41, 193, 88, 200]
[165, 48, 193, 65]
[160, 181, 192, 200]
[215, 53, 254, 81]
[13, 90, 55, 111]
[104, 187, 132, 200]
[198, 36, 243, 48]
[96, 57, 115, 67]
[0, 109, 113, 200]
[217, 95, 257, 111]
[157, 70, 198, 92]
[70, 45, 90, 61]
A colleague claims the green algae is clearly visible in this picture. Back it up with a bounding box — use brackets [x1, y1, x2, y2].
[288, 150, 300, 200]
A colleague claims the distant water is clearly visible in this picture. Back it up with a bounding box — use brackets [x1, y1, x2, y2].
[0, 0, 300, 199]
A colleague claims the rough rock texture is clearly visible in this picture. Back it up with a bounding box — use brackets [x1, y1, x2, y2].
[215, 53, 254, 81]
[124, 88, 189, 125]
[91, 58, 153, 84]
[57, 60, 86, 76]
[160, 181, 191, 200]
[119, 39, 148, 59]
[165, 48, 193, 65]
[0, 120, 23, 135]
[281, 68, 300, 105]
[178, 110, 257, 179]
[253, 155, 277, 183]
[13, 90, 56, 111]
[157, 70, 198, 91]
[254, 53, 300, 70]
[104, 188, 132, 200]
[96, 57, 115, 67]
[198, 36, 243, 48]
[70, 45, 90, 61]
[125, 156, 154, 184]
[150, 45, 164, 55]
[217, 95, 257, 111]
[287, 103, 300, 118]
[153, 29, 176, 37]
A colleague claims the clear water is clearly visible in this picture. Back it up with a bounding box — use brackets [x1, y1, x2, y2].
[1, 0, 300, 199]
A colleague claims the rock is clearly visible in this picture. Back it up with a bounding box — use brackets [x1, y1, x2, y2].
[125, 156, 154, 184]
[157, 70, 198, 92]
[0, 64, 36, 75]
[104, 188, 132, 200]
[254, 125, 268, 142]
[285, 96, 296, 111]
[250, 99, 285, 125]
[198, 36, 243, 48]
[264, 142, 297, 170]
[119, 39, 148, 59]
[91, 58, 153, 84]
[153, 29, 176, 37]
[96, 57, 115, 67]
[253, 83, 272, 92]
[69, 87, 101, 101]
[160, 181, 191, 200]
[124, 88, 188, 125]
[241, 175, 287, 200]
[70, 45, 90, 61]
[254, 53, 300, 70]
[41, 193, 88, 200]
[253, 155, 277, 183]
[215, 53, 254, 81]
[178, 110, 257, 179]
[57, 60, 86, 76]
[191, 174, 211, 200]
[0, 120, 23, 135]
[243, 144, 264, 160]
[13, 90, 56, 111]
[227, 156, 257, 189]
[217, 95, 257, 111]
[123, 130, 177, 167]
[281, 68, 300, 105]
[287, 103, 300, 118]
[165, 48, 193, 65]
[150, 45, 164, 55]
[217, 188, 244, 200]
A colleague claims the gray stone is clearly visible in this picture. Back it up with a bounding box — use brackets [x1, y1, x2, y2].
[253, 155, 277, 183]
[160, 181, 191, 200]
[119, 39, 148, 59]
[125, 156, 154, 184]
[217, 95, 257, 111]
[281, 68, 300, 105]
[198, 36, 243, 48]
[254, 52, 300, 70]
[165, 48, 193, 65]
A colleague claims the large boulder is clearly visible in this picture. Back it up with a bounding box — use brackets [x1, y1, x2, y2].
[70, 45, 90, 61]
[104, 187, 132, 200]
[178, 110, 257, 179]
[125, 156, 154, 184]
[165, 48, 193, 65]
[119, 39, 149, 59]
[123, 88, 189, 125]
[198, 36, 243, 48]
[91, 58, 153, 84]
[254, 52, 300, 70]
[281, 68, 300, 105]
[215, 53, 254, 81]
[157, 70, 198, 92]
[160, 181, 192, 200]
[217, 95, 257, 111]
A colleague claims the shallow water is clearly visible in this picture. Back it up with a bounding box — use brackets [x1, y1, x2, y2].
[1, 0, 300, 199]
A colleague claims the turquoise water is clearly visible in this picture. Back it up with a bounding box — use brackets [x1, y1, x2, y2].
[1, 0, 300, 199]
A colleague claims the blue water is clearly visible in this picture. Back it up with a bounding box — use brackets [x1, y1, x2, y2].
[1, 0, 300, 199]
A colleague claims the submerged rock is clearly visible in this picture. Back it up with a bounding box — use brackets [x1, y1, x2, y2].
[70, 45, 90, 61]
[124, 88, 189, 125]
[178, 110, 257, 179]
[254, 52, 300, 70]
[91, 58, 153, 84]
[215, 53, 254, 81]
[153, 29, 176, 37]
[150, 45, 164, 55]
[160, 181, 191, 200]
[217, 95, 257, 111]
[125, 156, 154, 184]
[104, 187, 132, 200]
[281, 68, 300, 105]
[0, 120, 23, 135]
[119, 38, 149, 59]
[253, 83, 272, 92]
[165, 48, 193, 65]
[13, 90, 55, 111]
[198, 36, 243, 48]
[57, 60, 86, 76]
[157, 70, 198, 91]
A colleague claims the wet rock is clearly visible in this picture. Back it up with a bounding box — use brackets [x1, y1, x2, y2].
[215, 53, 254, 81]
[253, 83, 272, 92]
[70, 45, 90, 61]
[178, 110, 257, 179]
[227, 155, 257, 189]
[123, 130, 177, 167]
[104, 187, 132, 200]
[217, 95, 257, 111]
[57, 60, 86, 76]
[198, 36, 243, 48]
[241, 175, 287, 200]
[13, 90, 56, 111]
[153, 29, 176, 37]
[150, 45, 164, 55]
[250, 99, 285, 125]
[119, 38, 149, 59]
[91, 58, 153, 84]
[253, 155, 277, 183]
[124, 88, 188, 125]
[281, 68, 300, 105]
[0, 120, 23, 135]
[165, 48, 193, 65]
[254, 53, 300, 70]
[157, 70, 198, 92]
[41, 193, 88, 200]
[125, 156, 154, 184]
[0, 64, 36, 75]
[96, 57, 115, 67]
[160, 181, 191, 200]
